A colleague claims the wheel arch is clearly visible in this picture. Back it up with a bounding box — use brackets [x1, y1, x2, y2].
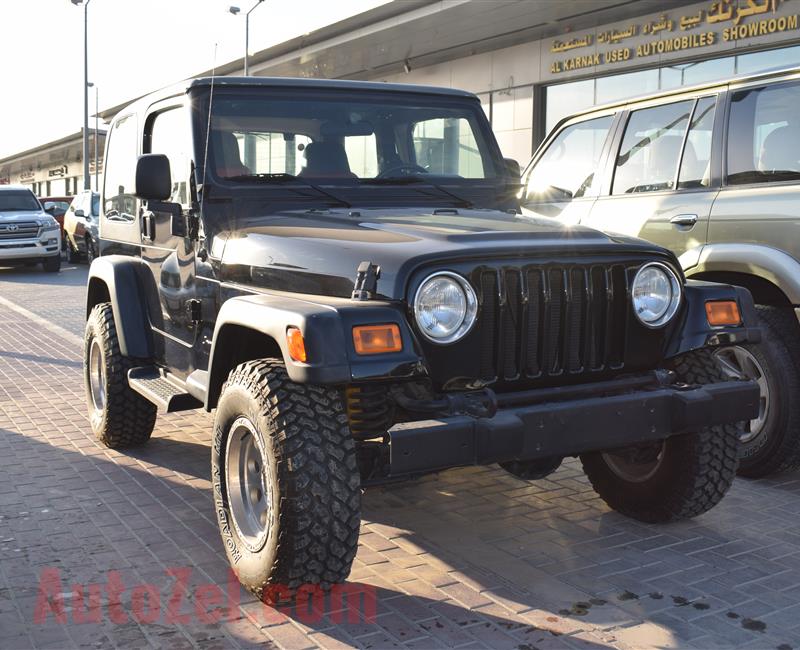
[86, 255, 155, 358]
[687, 243, 800, 307]
[205, 294, 353, 410]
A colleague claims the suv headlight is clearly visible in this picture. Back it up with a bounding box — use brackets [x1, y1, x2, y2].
[413, 272, 478, 344]
[631, 262, 681, 328]
[37, 217, 59, 230]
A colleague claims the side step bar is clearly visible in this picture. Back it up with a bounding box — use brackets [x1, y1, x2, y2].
[127, 367, 203, 413]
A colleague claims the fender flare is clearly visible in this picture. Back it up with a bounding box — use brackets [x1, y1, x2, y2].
[86, 256, 154, 358]
[205, 293, 426, 410]
[687, 243, 800, 305]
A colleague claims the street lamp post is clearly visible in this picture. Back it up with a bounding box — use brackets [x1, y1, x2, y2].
[229, 0, 264, 76]
[71, 0, 91, 191]
[88, 82, 99, 192]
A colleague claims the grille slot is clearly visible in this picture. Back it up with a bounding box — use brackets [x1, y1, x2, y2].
[478, 263, 629, 382]
[0, 222, 39, 240]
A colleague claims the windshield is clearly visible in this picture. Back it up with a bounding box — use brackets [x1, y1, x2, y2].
[0, 191, 41, 212]
[205, 91, 500, 185]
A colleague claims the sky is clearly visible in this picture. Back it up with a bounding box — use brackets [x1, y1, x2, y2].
[0, 0, 389, 159]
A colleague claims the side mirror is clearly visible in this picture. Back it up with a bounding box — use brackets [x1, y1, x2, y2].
[135, 154, 172, 201]
[44, 205, 56, 215]
[74, 209, 85, 218]
[504, 157, 521, 181]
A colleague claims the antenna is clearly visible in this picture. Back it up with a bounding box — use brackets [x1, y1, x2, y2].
[200, 43, 218, 212]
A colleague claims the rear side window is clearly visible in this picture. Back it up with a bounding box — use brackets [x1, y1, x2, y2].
[728, 81, 800, 185]
[612, 101, 693, 195]
[678, 97, 716, 189]
[521, 115, 613, 204]
[103, 115, 138, 222]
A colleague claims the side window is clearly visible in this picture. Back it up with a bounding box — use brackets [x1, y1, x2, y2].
[149, 108, 191, 205]
[678, 97, 716, 189]
[412, 117, 485, 178]
[103, 114, 138, 222]
[522, 115, 613, 204]
[612, 101, 693, 195]
[728, 81, 800, 185]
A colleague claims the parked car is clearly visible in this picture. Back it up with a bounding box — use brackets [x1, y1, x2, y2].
[40, 196, 71, 247]
[519, 65, 800, 479]
[63, 190, 99, 263]
[0, 185, 61, 272]
[84, 77, 758, 598]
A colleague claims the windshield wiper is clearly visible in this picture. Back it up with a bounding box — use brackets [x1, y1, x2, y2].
[223, 173, 351, 208]
[361, 176, 474, 208]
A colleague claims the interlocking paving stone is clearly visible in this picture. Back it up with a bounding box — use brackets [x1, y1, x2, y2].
[2, 263, 800, 648]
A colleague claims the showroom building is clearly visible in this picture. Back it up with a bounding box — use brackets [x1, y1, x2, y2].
[4, 0, 800, 189]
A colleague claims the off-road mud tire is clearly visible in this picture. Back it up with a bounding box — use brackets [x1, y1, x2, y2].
[580, 349, 740, 523]
[84, 303, 157, 447]
[212, 360, 361, 600]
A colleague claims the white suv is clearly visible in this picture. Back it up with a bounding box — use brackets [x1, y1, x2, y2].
[0, 185, 61, 272]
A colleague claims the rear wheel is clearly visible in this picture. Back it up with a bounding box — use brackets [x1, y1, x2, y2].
[212, 360, 361, 600]
[581, 349, 740, 523]
[65, 239, 79, 263]
[85, 235, 97, 264]
[714, 306, 800, 477]
[84, 303, 157, 448]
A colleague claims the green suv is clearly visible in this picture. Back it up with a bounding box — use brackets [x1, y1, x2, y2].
[520, 66, 800, 478]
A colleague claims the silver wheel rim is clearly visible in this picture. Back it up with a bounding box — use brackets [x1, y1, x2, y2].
[88, 338, 105, 413]
[713, 346, 770, 444]
[225, 417, 272, 553]
[602, 443, 665, 483]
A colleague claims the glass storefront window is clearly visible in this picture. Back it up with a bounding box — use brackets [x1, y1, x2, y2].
[544, 43, 800, 140]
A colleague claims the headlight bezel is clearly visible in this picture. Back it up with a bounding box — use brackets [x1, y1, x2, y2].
[631, 261, 682, 328]
[413, 271, 478, 344]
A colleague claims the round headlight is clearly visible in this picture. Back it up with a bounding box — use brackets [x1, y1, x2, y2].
[413, 272, 478, 344]
[631, 262, 681, 327]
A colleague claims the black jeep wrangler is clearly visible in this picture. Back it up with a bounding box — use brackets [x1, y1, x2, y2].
[84, 77, 760, 597]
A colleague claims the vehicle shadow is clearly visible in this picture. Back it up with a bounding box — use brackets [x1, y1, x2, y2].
[0, 425, 613, 649]
[0, 350, 83, 369]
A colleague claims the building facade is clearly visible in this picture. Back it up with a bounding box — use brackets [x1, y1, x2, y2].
[5, 0, 800, 185]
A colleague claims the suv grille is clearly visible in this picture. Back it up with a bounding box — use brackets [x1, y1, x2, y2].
[476, 264, 630, 381]
[0, 222, 39, 240]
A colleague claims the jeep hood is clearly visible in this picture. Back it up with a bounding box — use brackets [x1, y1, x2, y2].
[215, 207, 668, 299]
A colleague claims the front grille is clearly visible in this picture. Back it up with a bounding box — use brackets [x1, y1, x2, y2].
[476, 264, 630, 382]
[0, 222, 39, 240]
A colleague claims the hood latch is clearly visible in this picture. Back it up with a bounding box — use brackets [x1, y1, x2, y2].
[352, 261, 381, 301]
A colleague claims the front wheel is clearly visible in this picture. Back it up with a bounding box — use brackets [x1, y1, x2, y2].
[581, 349, 740, 523]
[212, 360, 361, 599]
[714, 306, 800, 477]
[65, 239, 79, 263]
[85, 235, 97, 264]
[41, 255, 61, 273]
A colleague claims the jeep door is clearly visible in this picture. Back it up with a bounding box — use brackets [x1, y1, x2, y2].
[140, 103, 198, 378]
[519, 112, 618, 224]
[709, 77, 800, 285]
[582, 94, 723, 270]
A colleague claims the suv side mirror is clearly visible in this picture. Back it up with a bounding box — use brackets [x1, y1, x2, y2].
[135, 154, 172, 201]
[44, 205, 56, 215]
[504, 158, 521, 181]
[74, 209, 85, 218]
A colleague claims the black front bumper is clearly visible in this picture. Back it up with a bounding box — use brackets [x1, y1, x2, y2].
[388, 377, 760, 476]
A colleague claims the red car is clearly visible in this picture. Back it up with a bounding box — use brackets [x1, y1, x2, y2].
[40, 196, 71, 247]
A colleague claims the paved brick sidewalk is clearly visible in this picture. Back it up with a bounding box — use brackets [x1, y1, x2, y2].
[2, 265, 800, 649]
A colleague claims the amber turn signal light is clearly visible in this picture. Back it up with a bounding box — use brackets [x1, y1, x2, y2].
[286, 327, 307, 363]
[705, 300, 741, 326]
[353, 324, 403, 355]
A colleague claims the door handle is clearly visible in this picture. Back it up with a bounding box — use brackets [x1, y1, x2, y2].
[670, 214, 698, 227]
